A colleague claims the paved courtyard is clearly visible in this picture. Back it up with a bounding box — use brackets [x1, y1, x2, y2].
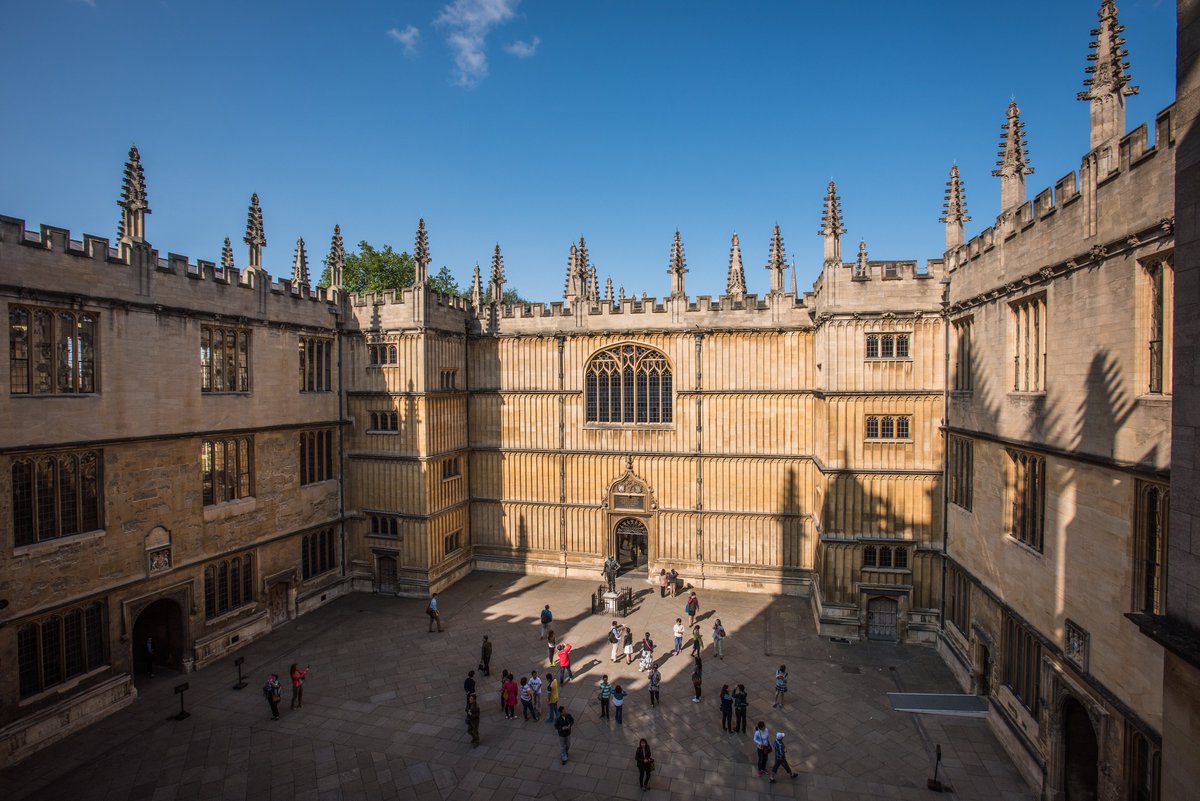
[1, 573, 1032, 801]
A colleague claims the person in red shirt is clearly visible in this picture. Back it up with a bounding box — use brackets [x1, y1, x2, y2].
[502, 673, 519, 719]
[557, 642, 574, 683]
[289, 663, 309, 710]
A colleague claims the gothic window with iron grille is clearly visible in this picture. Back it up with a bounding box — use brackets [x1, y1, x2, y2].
[585, 344, 673, 424]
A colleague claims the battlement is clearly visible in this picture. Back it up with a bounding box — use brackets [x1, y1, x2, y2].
[948, 103, 1176, 300]
[0, 215, 339, 328]
[809, 254, 946, 319]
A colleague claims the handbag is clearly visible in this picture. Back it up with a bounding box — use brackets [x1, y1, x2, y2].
[645, 757, 655, 772]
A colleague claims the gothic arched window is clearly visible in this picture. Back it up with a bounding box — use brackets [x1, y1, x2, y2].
[585, 344, 673, 424]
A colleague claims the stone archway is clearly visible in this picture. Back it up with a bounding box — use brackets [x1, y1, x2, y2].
[131, 598, 185, 679]
[605, 456, 657, 574]
[1062, 696, 1099, 801]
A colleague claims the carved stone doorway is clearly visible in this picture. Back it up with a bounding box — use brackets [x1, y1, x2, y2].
[377, 555, 398, 595]
[132, 598, 185, 679]
[866, 597, 898, 641]
[615, 518, 649, 571]
[1062, 697, 1099, 801]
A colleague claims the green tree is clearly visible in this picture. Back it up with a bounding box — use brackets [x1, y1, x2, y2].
[428, 265, 462, 296]
[318, 241, 414, 292]
[485, 287, 530, 305]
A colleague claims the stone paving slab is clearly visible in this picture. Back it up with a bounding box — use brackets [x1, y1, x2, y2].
[0, 572, 1033, 800]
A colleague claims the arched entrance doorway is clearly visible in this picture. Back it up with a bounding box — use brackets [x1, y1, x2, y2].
[132, 598, 185, 679]
[866, 597, 898, 641]
[1062, 697, 1099, 801]
[615, 517, 648, 571]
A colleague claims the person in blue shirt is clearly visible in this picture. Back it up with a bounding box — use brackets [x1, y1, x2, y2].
[539, 604, 553, 639]
[769, 731, 798, 782]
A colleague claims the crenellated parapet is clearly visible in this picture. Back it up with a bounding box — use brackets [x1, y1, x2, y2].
[342, 283, 475, 334]
[809, 253, 945, 320]
[0, 215, 339, 328]
[946, 103, 1176, 304]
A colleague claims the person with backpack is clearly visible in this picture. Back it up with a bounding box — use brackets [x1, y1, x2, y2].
[555, 707, 575, 764]
[684, 591, 699, 627]
[733, 684, 749, 733]
[427, 593, 443, 633]
[263, 674, 282, 720]
[608, 620, 623, 662]
[769, 731, 798, 782]
[539, 604, 553, 639]
[712, 619, 727, 659]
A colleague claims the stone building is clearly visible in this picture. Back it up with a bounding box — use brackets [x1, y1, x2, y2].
[0, 4, 1182, 799]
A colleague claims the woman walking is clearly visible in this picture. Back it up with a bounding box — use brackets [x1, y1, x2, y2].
[635, 739, 653, 790]
[673, 619, 685, 655]
[773, 664, 789, 709]
[754, 721, 771, 776]
[684, 591, 699, 627]
[712, 619, 726, 659]
[639, 632, 655, 672]
[612, 684, 627, 725]
[719, 685, 734, 732]
[691, 658, 703, 703]
[648, 666, 661, 707]
[546, 630, 557, 667]
[690, 625, 703, 657]
[733, 684, 748, 733]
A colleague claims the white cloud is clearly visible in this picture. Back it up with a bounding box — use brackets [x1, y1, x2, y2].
[435, 0, 521, 87]
[504, 36, 540, 59]
[79, 0, 97, 6]
[387, 25, 421, 57]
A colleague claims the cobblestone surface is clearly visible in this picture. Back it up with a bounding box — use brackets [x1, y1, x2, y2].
[0, 573, 1034, 801]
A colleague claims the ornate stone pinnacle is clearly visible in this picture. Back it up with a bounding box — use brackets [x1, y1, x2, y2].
[244, 193, 266, 270]
[1080, 1, 1138, 101]
[668, 230, 687, 298]
[327, 225, 345, 292]
[588, 264, 600, 303]
[292, 237, 310, 289]
[605, 276, 613, 304]
[470, 263, 483, 308]
[727, 232, 746, 297]
[576, 236, 590, 283]
[940, 165, 971, 224]
[491, 243, 505, 289]
[564, 242, 579, 301]
[221, 237, 234, 272]
[993, 101, 1034, 177]
[819, 182, 846, 237]
[414, 218, 430, 284]
[118, 144, 151, 243]
[766, 224, 787, 293]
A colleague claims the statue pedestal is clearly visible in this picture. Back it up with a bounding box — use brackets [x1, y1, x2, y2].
[603, 591, 620, 615]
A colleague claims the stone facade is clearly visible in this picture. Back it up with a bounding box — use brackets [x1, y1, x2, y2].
[0, 5, 1182, 799]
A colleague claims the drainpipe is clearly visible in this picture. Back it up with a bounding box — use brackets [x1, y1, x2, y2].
[939, 274, 951, 631]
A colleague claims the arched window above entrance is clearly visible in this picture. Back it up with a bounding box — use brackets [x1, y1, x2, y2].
[585, 344, 673, 425]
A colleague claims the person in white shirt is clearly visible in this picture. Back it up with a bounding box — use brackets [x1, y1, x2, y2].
[672, 619, 685, 655]
[528, 671, 543, 718]
[609, 620, 623, 662]
[753, 721, 771, 776]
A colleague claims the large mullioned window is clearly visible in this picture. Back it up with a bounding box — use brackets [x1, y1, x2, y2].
[17, 601, 107, 698]
[11, 450, 103, 546]
[9, 305, 97, 394]
[585, 344, 673, 424]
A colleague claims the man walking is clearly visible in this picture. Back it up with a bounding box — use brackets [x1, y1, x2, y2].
[539, 604, 553, 639]
[769, 732, 798, 782]
[555, 707, 575, 764]
[427, 593, 444, 632]
[466, 694, 480, 747]
[463, 670, 476, 709]
[480, 635, 492, 676]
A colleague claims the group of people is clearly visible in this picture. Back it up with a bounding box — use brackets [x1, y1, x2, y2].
[261, 663, 309, 720]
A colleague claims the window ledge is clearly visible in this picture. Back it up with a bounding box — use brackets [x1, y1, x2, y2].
[300, 479, 338, 493]
[1006, 535, 1044, 558]
[201, 391, 252, 397]
[441, 475, 462, 482]
[864, 438, 914, 444]
[17, 665, 110, 707]
[368, 429, 399, 435]
[300, 390, 334, 395]
[203, 603, 258, 628]
[949, 390, 974, 397]
[1135, 394, 1171, 406]
[861, 567, 912, 574]
[203, 497, 257, 522]
[11, 393, 99, 399]
[13, 528, 106, 556]
[864, 358, 913, 363]
[1007, 391, 1046, 399]
[584, 424, 675, 431]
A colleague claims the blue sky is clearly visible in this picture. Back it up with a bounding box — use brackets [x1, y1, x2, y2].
[0, 1, 1177, 301]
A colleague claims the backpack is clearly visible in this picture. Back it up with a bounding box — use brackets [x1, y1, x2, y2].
[608, 629, 619, 644]
[685, 599, 696, 614]
[541, 609, 552, 624]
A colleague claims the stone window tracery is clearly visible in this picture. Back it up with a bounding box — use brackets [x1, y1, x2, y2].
[203, 554, 254, 619]
[299, 429, 334, 485]
[865, 415, 911, 441]
[1133, 481, 1168, 615]
[11, 449, 103, 546]
[299, 337, 332, 392]
[9, 305, 98, 395]
[1002, 613, 1041, 715]
[585, 344, 672, 424]
[17, 601, 107, 698]
[302, 527, 336, 579]
[200, 324, 249, 393]
[202, 436, 254, 505]
[1006, 448, 1045, 552]
[865, 333, 910, 361]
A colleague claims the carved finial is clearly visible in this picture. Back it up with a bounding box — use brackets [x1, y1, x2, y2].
[221, 237, 234, 273]
[819, 181, 846, 267]
[576, 236, 590, 295]
[292, 237, 310, 290]
[790, 256, 797, 295]
[588, 264, 600, 303]
[668, 230, 688, 298]
[470, 262, 483, 309]
[766, 224, 788, 293]
[117, 144, 150, 244]
[605, 276, 613, 305]
[854, 240, 869, 278]
[940, 164, 971, 250]
[327, 224, 345, 292]
[993, 101, 1034, 211]
[414, 218, 430, 284]
[726, 232, 746, 298]
[490, 243, 505, 303]
[1080, 1, 1138, 149]
[244, 193, 266, 270]
[564, 242, 582, 303]
[618, 285, 626, 301]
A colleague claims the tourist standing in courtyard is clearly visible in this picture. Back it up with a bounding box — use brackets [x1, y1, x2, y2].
[497, 670, 510, 714]
[263, 673, 282, 721]
[598, 674, 612, 719]
[673, 618, 685, 654]
[754, 721, 771, 776]
[769, 731, 798, 782]
[719, 684, 734, 732]
[466, 693, 480, 747]
[648, 666, 661, 707]
[685, 591, 699, 627]
[622, 625, 635, 664]
[289, 663, 309, 710]
[463, 670, 476, 709]
[657, 569, 669, 598]
[773, 665, 788, 708]
[557, 642, 574, 683]
[519, 676, 537, 721]
[529, 670, 543, 718]
[612, 684, 627, 725]
[712, 619, 726, 659]
[668, 568, 679, 597]
[635, 738, 653, 790]
[639, 631, 655, 672]
[545, 630, 557, 666]
[690, 625, 703, 657]
[691, 658, 703, 702]
[555, 707, 575, 764]
[609, 620, 623, 662]
[544, 672, 559, 723]
[427, 593, 444, 632]
[480, 635, 492, 675]
[733, 684, 748, 733]
[539, 604, 553, 639]
[502, 673, 519, 720]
